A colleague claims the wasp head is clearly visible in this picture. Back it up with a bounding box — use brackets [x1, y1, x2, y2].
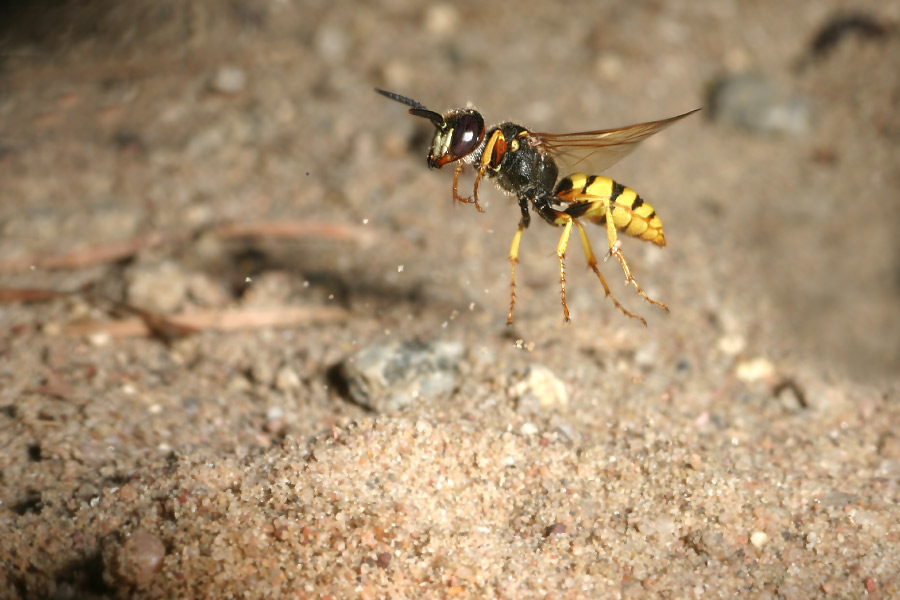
[425, 109, 485, 169]
[376, 88, 485, 169]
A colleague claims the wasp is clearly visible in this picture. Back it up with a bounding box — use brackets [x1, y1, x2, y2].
[376, 88, 699, 326]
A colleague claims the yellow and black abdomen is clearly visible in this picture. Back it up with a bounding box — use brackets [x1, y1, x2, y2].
[555, 173, 666, 246]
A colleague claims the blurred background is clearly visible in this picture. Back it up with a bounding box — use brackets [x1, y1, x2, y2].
[1, 0, 898, 381]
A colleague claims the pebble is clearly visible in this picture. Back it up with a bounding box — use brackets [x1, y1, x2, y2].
[314, 26, 348, 64]
[187, 273, 230, 308]
[510, 365, 568, 414]
[106, 530, 166, 587]
[750, 530, 768, 548]
[275, 366, 302, 391]
[250, 358, 275, 388]
[545, 522, 567, 536]
[210, 66, 246, 95]
[774, 379, 807, 412]
[519, 422, 539, 436]
[707, 73, 811, 136]
[735, 357, 775, 383]
[717, 333, 746, 357]
[338, 340, 464, 412]
[822, 490, 858, 507]
[874, 459, 900, 479]
[424, 4, 459, 37]
[127, 261, 190, 313]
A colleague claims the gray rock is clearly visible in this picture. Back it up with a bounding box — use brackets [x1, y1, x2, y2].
[338, 339, 464, 412]
[708, 73, 811, 136]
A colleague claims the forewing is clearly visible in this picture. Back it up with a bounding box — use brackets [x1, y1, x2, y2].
[532, 109, 700, 175]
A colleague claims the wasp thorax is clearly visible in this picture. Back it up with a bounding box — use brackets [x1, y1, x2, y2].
[427, 109, 484, 168]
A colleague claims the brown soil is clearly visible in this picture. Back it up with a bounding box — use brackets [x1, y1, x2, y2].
[1, 1, 898, 598]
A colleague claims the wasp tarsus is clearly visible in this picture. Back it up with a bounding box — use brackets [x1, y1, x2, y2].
[377, 88, 698, 325]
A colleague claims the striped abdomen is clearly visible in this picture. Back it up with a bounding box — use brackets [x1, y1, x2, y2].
[555, 173, 666, 246]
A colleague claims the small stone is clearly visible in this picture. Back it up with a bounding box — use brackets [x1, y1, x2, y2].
[41, 321, 63, 336]
[774, 379, 808, 412]
[117, 483, 138, 502]
[708, 73, 811, 136]
[519, 422, 539, 436]
[187, 273, 230, 308]
[127, 261, 190, 314]
[874, 459, 900, 478]
[210, 66, 246, 95]
[424, 4, 459, 37]
[822, 490, 858, 507]
[265, 405, 284, 434]
[264, 418, 284, 435]
[735, 357, 775, 383]
[338, 340, 464, 412]
[376, 552, 392, 569]
[545, 522, 567, 536]
[250, 359, 275, 388]
[275, 366, 301, 391]
[106, 530, 166, 588]
[865, 578, 878, 594]
[717, 333, 746, 356]
[634, 341, 658, 368]
[879, 433, 900, 458]
[594, 54, 624, 81]
[89, 332, 112, 347]
[750, 531, 768, 548]
[314, 26, 348, 64]
[227, 374, 252, 393]
[510, 365, 568, 414]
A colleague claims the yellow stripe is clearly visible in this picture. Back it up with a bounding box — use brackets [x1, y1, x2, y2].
[583, 175, 615, 198]
[578, 175, 614, 221]
[558, 174, 666, 246]
[611, 187, 636, 229]
[630, 202, 655, 221]
[625, 217, 649, 237]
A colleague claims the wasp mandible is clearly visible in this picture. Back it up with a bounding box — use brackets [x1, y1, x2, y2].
[376, 88, 699, 326]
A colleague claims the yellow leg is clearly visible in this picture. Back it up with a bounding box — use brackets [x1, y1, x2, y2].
[604, 205, 668, 312]
[573, 220, 647, 326]
[556, 215, 574, 322]
[506, 221, 526, 325]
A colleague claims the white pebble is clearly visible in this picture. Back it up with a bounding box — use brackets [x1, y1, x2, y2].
[519, 422, 539, 436]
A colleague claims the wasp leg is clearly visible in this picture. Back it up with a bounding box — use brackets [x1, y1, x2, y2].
[573, 220, 647, 326]
[451, 160, 485, 213]
[529, 195, 577, 321]
[555, 214, 575, 323]
[506, 220, 526, 325]
[603, 205, 668, 312]
[507, 197, 531, 326]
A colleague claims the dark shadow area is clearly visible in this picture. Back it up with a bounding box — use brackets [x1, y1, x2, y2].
[0, 0, 113, 51]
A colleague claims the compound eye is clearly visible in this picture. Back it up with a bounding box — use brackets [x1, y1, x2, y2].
[449, 113, 484, 158]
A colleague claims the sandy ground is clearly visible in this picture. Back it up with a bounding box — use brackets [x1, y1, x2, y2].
[1, 1, 899, 598]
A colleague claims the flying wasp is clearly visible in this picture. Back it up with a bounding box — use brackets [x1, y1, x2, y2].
[376, 88, 699, 326]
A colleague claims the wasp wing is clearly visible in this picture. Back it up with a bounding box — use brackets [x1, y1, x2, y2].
[531, 108, 700, 176]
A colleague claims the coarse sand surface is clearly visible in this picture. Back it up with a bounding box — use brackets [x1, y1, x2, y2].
[1, 2, 898, 598]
